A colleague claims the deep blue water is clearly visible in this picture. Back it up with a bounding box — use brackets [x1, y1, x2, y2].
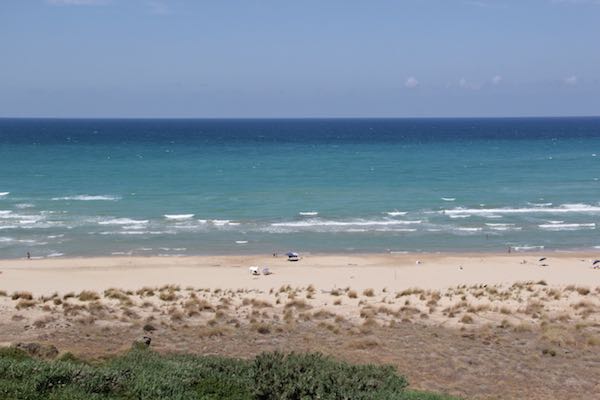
[1, 118, 599, 258]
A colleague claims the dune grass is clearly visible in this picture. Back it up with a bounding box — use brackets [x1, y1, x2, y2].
[0, 347, 460, 400]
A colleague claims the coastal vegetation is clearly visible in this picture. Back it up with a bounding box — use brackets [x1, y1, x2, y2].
[0, 347, 457, 400]
[1, 279, 599, 399]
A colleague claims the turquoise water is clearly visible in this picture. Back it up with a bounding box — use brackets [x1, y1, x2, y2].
[1, 118, 599, 258]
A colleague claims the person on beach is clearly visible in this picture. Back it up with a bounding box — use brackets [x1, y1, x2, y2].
[26, 252, 31, 260]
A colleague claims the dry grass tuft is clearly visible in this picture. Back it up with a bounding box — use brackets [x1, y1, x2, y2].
[347, 290, 358, 299]
[159, 290, 178, 302]
[542, 325, 576, 347]
[11, 291, 33, 301]
[136, 287, 156, 297]
[575, 287, 590, 296]
[284, 299, 312, 311]
[168, 307, 185, 322]
[363, 288, 375, 297]
[104, 288, 130, 301]
[252, 322, 271, 334]
[15, 299, 37, 309]
[312, 309, 336, 320]
[78, 290, 100, 301]
[242, 298, 272, 308]
[63, 292, 75, 300]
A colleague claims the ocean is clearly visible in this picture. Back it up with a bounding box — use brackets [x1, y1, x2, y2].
[0, 117, 599, 258]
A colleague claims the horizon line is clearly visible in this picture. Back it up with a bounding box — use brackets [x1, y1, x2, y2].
[1, 115, 600, 121]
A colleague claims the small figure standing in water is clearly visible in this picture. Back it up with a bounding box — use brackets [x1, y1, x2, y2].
[26, 252, 31, 260]
[507, 246, 511, 254]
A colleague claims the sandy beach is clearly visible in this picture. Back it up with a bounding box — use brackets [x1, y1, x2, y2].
[1, 252, 599, 294]
[1, 252, 599, 399]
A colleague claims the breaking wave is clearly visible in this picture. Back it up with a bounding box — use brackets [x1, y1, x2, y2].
[52, 195, 121, 201]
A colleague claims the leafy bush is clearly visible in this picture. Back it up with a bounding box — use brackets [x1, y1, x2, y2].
[0, 348, 458, 399]
[252, 352, 407, 400]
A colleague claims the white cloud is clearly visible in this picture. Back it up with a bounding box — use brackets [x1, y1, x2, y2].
[46, 0, 108, 5]
[491, 75, 502, 85]
[564, 75, 578, 85]
[405, 77, 419, 89]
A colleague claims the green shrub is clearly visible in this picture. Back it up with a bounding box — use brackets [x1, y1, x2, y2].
[0, 348, 458, 400]
[0, 347, 30, 361]
[252, 352, 408, 399]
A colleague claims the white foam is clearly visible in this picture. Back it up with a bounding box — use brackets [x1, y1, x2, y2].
[47, 252, 64, 258]
[122, 224, 146, 230]
[441, 197, 455, 201]
[271, 219, 422, 227]
[15, 203, 34, 209]
[376, 228, 417, 232]
[442, 204, 600, 215]
[47, 234, 65, 239]
[546, 220, 564, 224]
[385, 211, 407, 216]
[0, 192, 9, 197]
[538, 223, 596, 230]
[98, 218, 148, 225]
[0, 226, 17, 230]
[513, 245, 544, 251]
[529, 202, 553, 207]
[164, 214, 195, 220]
[0, 237, 14, 243]
[235, 240, 248, 244]
[52, 195, 120, 201]
[449, 214, 470, 219]
[299, 211, 319, 216]
[0, 210, 13, 216]
[212, 219, 232, 226]
[455, 227, 483, 232]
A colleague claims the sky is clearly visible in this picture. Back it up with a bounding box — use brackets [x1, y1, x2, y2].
[0, 0, 599, 118]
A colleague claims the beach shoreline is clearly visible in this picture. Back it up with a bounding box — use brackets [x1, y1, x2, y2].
[1, 252, 599, 295]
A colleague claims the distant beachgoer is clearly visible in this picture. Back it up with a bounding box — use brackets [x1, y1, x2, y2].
[508, 246, 511, 254]
[26, 252, 31, 260]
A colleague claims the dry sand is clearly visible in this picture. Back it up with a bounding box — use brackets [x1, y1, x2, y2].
[1, 252, 599, 294]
